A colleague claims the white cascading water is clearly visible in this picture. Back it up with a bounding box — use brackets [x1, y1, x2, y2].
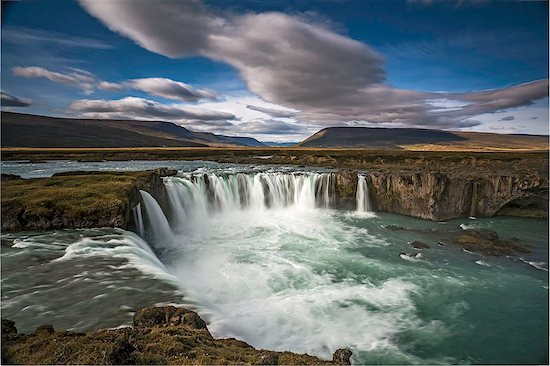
[139, 190, 173, 244]
[137, 172, 413, 361]
[132, 202, 145, 237]
[163, 172, 334, 231]
[356, 175, 372, 212]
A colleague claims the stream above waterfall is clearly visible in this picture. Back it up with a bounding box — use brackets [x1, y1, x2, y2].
[1, 160, 548, 365]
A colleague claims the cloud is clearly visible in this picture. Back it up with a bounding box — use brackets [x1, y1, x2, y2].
[79, 0, 548, 131]
[499, 115, 515, 121]
[12, 66, 219, 102]
[79, 0, 214, 57]
[68, 96, 236, 121]
[12, 66, 96, 93]
[128, 78, 218, 101]
[449, 79, 549, 115]
[79, 0, 386, 112]
[97, 81, 125, 91]
[2, 26, 113, 49]
[233, 119, 304, 135]
[246, 104, 297, 118]
[1, 91, 32, 107]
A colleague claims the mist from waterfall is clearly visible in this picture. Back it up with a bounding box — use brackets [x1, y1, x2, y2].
[356, 175, 372, 212]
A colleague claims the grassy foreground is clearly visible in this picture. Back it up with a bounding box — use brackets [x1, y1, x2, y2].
[2, 306, 342, 365]
[1, 170, 172, 232]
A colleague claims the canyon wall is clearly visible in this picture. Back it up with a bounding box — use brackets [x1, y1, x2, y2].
[365, 170, 548, 220]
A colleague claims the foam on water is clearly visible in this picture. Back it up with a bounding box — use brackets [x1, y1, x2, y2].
[163, 207, 421, 359]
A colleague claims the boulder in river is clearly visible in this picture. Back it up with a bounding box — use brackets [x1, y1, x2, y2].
[410, 241, 431, 249]
[453, 229, 532, 256]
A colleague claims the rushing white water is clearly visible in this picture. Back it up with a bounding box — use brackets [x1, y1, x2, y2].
[140, 190, 173, 244]
[163, 172, 334, 230]
[132, 203, 145, 237]
[356, 175, 372, 212]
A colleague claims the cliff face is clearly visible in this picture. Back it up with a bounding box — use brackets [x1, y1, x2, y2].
[366, 171, 548, 220]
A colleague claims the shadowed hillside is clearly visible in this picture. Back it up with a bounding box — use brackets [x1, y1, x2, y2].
[1, 112, 265, 148]
[298, 127, 548, 151]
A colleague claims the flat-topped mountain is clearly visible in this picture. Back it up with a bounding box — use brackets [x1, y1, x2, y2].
[297, 127, 549, 150]
[1, 112, 266, 148]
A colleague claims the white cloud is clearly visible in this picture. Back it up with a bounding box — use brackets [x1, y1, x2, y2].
[12, 66, 96, 93]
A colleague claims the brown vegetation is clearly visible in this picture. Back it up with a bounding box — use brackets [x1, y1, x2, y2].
[2, 306, 348, 365]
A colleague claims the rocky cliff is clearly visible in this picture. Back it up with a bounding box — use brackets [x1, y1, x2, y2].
[1, 169, 176, 232]
[366, 170, 548, 220]
[2, 306, 351, 365]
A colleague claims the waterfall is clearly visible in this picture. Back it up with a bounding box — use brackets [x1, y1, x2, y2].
[139, 172, 336, 239]
[164, 172, 334, 220]
[132, 203, 145, 237]
[469, 181, 478, 218]
[356, 175, 372, 212]
[140, 190, 173, 244]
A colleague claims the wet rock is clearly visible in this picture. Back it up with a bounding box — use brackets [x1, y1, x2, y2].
[334, 170, 358, 208]
[133, 306, 207, 330]
[453, 229, 532, 256]
[410, 240, 430, 249]
[254, 351, 280, 365]
[35, 324, 55, 335]
[1, 319, 17, 336]
[333, 348, 352, 365]
[368, 171, 548, 221]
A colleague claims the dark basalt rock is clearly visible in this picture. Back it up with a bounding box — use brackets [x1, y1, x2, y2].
[333, 170, 358, 209]
[133, 306, 207, 330]
[453, 229, 532, 256]
[410, 240, 430, 249]
[333, 348, 353, 365]
[2, 319, 17, 336]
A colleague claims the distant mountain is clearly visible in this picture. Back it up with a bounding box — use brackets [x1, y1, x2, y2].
[297, 127, 549, 150]
[262, 141, 299, 147]
[1, 112, 266, 148]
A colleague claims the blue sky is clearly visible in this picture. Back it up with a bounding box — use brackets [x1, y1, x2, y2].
[1, 0, 548, 141]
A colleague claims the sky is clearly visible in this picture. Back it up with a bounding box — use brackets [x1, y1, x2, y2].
[1, 0, 548, 142]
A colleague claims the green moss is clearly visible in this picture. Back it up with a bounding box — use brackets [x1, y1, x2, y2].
[1, 171, 155, 231]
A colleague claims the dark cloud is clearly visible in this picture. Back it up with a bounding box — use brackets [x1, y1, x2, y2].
[1, 91, 32, 107]
[499, 115, 515, 121]
[68, 97, 235, 121]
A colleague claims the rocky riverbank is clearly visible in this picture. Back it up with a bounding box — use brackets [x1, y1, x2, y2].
[0, 168, 176, 232]
[1, 306, 350, 365]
